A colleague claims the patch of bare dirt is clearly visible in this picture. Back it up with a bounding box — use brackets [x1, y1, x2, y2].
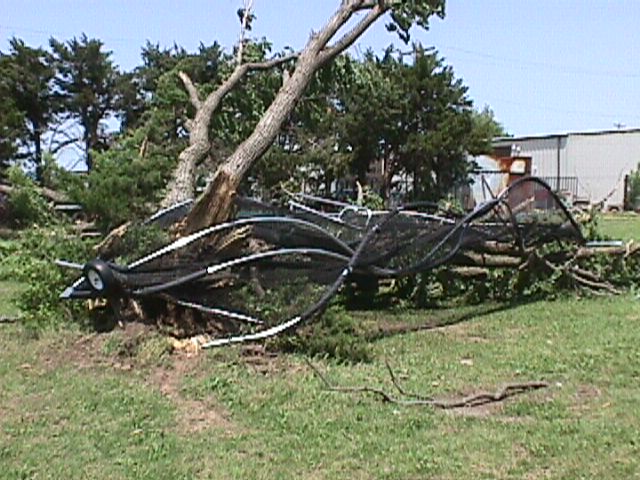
[38, 332, 107, 372]
[146, 353, 236, 435]
[239, 343, 283, 375]
[569, 383, 603, 415]
[574, 383, 602, 400]
[444, 401, 504, 418]
[35, 322, 243, 434]
[35, 322, 155, 372]
[444, 383, 552, 420]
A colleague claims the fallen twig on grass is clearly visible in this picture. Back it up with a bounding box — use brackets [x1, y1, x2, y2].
[0, 316, 20, 324]
[306, 358, 549, 409]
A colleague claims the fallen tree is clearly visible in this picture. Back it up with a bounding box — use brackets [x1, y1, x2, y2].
[59, 176, 640, 348]
[48, 2, 638, 352]
[0, 182, 67, 204]
[159, 0, 446, 233]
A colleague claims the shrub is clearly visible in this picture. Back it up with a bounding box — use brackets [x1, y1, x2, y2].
[0, 225, 96, 331]
[59, 132, 176, 231]
[5, 166, 53, 227]
[271, 304, 372, 363]
[628, 163, 640, 209]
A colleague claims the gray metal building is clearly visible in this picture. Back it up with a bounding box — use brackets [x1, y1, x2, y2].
[493, 128, 640, 208]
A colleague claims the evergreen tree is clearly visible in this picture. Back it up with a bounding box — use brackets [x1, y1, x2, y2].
[0, 38, 55, 181]
[50, 34, 119, 170]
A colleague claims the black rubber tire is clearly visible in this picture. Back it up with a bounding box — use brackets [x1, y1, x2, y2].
[83, 259, 118, 294]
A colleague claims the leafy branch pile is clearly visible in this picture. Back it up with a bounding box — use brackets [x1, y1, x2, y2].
[392, 213, 639, 310]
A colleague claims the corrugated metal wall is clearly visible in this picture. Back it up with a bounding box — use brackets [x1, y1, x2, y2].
[494, 130, 640, 207]
[494, 136, 567, 178]
[565, 132, 640, 206]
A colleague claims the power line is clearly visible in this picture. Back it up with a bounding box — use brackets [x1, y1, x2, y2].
[0, 24, 141, 44]
[3, 22, 640, 79]
[492, 98, 640, 121]
[437, 44, 640, 79]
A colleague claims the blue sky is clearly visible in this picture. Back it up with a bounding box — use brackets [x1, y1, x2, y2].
[2, 0, 640, 137]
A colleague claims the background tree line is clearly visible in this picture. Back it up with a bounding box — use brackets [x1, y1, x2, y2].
[0, 30, 505, 230]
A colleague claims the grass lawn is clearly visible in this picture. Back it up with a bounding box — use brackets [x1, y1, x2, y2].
[600, 213, 640, 241]
[1, 296, 639, 479]
[0, 215, 639, 479]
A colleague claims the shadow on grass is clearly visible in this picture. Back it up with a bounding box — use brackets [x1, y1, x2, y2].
[361, 300, 536, 342]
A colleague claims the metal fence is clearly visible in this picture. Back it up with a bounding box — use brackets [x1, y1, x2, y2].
[537, 176, 578, 196]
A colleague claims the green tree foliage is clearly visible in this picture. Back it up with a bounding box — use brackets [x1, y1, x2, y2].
[395, 48, 477, 200]
[118, 42, 191, 132]
[338, 51, 405, 197]
[255, 45, 497, 203]
[126, 38, 289, 198]
[387, 0, 446, 43]
[50, 34, 120, 170]
[0, 92, 25, 175]
[627, 162, 640, 209]
[117, 41, 230, 163]
[469, 105, 509, 151]
[61, 130, 176, 230]
[1, 1, 501, 226]
[345, 47, 501, 202]
[4, 166, 53, 226]
[0, 38, 55, 180]
[252, 46, 496, 205]
[247, 55, 356, 196]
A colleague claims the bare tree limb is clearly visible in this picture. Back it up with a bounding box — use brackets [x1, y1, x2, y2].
[430, 381, 549, 409]
[576, 243, 640, 259]
[178, 71, 202, 110]
[318, 3, 386, 64]
[181, 1, 400, 231]
[384, 359, 434, 401]
[161, 53, 298, 208]
[93, 221, 131, 256]
[540, 256, 622, 295]
[50, 135, 81, 155]
[0, 316, 20, 324]
[306, 358, 549, 409]
[570, 270, 622, 295]
[306, 358, 400, 403]
[235, 0, 254, 65]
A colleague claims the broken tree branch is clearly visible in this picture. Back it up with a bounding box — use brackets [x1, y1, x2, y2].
[0, 183, 68, 203]
[306, 358, 549, 409]
[235, 0, 254, 65]
[576, 242, 640, 259]
[178, 71, 202, 110]
[384, 359, 434, 401]
[93, 221, 131, 256]
[161, 52, 298, 209]
[318, 3, 386, 64]
[0, 315, 20, 324]
[181, 1, 420, 232]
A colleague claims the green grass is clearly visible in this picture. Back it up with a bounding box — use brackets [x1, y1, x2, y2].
[0, 280, 23, 318]
[600, 213, 640, 241]
[0, 215, 638, 478]
[1, 296, 639, 479]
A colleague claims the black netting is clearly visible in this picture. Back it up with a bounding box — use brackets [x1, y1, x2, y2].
[61, 177, 584, 343]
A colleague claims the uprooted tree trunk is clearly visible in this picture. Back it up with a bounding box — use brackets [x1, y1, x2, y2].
[160, 57, 296, 208]
[107, 1, 416, 330]
[449, 240, 640, 295]
[163, 0, 403, 233]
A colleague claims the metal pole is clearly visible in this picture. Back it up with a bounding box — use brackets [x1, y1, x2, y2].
[556, 136, 561, 191]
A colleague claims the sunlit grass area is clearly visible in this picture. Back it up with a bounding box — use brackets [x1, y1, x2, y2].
[0, 213, 638, 478]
